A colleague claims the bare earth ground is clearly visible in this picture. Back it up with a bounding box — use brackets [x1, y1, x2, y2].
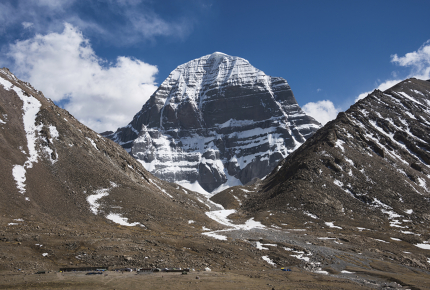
[3, 212, 430, 289]
[0, 269, 380, 290]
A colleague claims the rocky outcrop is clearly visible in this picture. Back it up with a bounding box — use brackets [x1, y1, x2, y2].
[241, 78, 430, 228]
[104, 52, 321, 193]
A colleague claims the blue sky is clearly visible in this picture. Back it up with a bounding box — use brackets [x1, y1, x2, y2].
[1, 0, 430, 132]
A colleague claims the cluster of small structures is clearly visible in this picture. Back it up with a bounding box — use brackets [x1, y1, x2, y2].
[40, 266, 193, 275]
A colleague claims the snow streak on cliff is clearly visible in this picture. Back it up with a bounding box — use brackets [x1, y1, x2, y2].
[105, 52, 321, 194]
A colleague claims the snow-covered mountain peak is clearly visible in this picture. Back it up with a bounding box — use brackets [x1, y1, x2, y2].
[165, 52, 267, 91]
[105, 53, 321, 194]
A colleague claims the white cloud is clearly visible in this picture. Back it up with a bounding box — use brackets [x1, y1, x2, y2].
[22, 22, 34, 29]
[7, 23, 158, 132]
[302, 100, 340, 125]
[355, 40, 430, 103]
[391, 40, 430, 80]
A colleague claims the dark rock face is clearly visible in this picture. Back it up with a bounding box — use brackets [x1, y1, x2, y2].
[104, 52, 321, 193]
[242, 78, 430, 229]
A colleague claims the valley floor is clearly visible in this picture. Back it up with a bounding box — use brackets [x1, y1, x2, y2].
[0, 268, 391, 290]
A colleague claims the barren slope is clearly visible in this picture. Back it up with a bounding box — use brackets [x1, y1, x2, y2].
[208, 79, 430, 289]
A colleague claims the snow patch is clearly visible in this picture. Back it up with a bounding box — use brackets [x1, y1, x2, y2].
[149, 179, 173, 198]
[314, 270, 329, 275]
[203, 209, 266, 240]
[262, 256, 276, 266]
[202, 231, 227, 240]
[12, 165, 26, 194]
[86, 137, 98, 150]
[304, 212, 318, 219]
[373, 238, 389, 243]
[87, 182, 118, 215]
[87, 189, 110, 215]
[324, 222, 342, 229]
[256, 242, 269, 250]
[335, 139, 346, 152]
[401, 230, 420, 235]
[415, 243, 430, 250]
[344, 157, 354, 166]
[176, 180, 211, 196]
[106, 213, 144, 227]
[240, 188, 252, 193]
[210, 174, 243, 195]
[2, 77, 42, 197]
[417, 177, 428, 191]
[333, 179, 343, 187]
[284, 248, 312, 262]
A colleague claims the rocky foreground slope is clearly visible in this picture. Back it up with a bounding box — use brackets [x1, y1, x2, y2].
[104, 52, 320, 193]
[243, 78, 430, 224]
[0, 67, 210, 228]
[0, 67, 235, 271]
[210, 79, 430, 287]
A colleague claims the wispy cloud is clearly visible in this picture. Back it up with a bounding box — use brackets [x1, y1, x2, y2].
[355, 40, 430, 102]
[0, 0, 193, 45]
[22, 22, 34, 29]
[7, 23, 159, 132]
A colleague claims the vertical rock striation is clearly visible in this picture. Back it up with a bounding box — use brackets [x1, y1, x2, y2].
[104, 52, 321, 193]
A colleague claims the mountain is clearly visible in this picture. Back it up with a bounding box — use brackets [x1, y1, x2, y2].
[241, 78, 430, 223]
[2, 68, 430, 289]
[1, 67, 394, 290]
[207, 78, 430, 288]
[103, 52, 321, 194]
[0, 67, 226, 271]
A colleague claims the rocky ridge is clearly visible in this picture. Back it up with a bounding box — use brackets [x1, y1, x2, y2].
[205, 79, 430, 288]
[242, 78, 430, 224]
[104, 52, 321, 193]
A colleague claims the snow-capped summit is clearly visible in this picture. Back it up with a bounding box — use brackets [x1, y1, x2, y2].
[167, 52, 267, 93]
[104, 53, 321, 194]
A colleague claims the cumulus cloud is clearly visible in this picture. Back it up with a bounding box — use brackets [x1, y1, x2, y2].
[391, 40, 430, 80]
[302, 100, 340, 125]
[7, 23, 159, 132]
[355, 40, 430, 103]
